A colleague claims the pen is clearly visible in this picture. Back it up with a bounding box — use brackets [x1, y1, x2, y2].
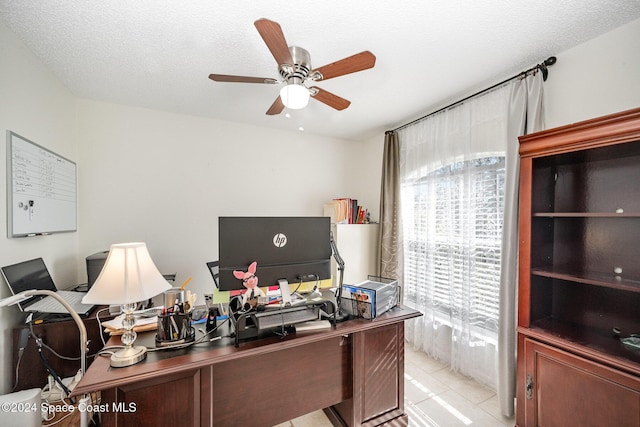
[180, 277, 192, 290]
[170, 316, 180, 340]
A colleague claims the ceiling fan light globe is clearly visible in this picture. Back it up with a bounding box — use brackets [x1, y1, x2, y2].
[280, 84, 310, 109]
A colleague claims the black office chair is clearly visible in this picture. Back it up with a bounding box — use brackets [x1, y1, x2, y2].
[206, 261, 219, 289]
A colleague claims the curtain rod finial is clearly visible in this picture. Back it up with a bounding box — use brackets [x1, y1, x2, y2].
[539, 56, 557, 81]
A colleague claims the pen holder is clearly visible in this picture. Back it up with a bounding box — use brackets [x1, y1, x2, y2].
[155, 312, 195, 346]
[164, 287, 185, 311]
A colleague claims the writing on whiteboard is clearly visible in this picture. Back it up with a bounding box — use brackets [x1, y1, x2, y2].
[7, 132, 77, 237]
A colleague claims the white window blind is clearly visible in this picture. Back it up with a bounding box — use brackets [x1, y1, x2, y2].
[403, 156, 505, 332]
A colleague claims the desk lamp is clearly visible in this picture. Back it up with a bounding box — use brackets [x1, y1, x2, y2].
[0, 290, 91, 427]
[82, 242, 170, 367]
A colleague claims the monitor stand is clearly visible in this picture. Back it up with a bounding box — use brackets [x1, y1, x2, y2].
[278, 279, 293, 306]
[277, 279, 306, 306]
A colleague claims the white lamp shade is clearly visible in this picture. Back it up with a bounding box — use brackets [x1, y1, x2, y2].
[280, 84, 310, 109]
[82, 242, 171, 305]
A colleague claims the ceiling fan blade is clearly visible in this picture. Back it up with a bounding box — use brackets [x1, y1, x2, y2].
[311, 51, 376, 81]
[266, 96, 285, 115]
[254, 18, 293, 65]
[209, 74, 278, 84]
[310, 87, 351, 111]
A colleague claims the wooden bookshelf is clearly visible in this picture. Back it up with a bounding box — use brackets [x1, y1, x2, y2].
[516, 108, 640, 427]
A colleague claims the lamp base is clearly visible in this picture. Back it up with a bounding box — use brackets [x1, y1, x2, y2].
[110, 345, 147, 368]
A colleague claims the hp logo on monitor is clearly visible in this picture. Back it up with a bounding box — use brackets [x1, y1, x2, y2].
[273, 233, 287, 248]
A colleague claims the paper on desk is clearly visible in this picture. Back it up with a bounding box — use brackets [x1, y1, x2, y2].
[106, 322, 158, 335]
[102, 313, 157, 331]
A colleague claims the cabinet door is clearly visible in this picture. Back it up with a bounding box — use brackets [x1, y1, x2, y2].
[330, 322, 408, 426]
[210, 335, 350, 427]
[524, 338, 640, 427]
[101, 369, 202, 427]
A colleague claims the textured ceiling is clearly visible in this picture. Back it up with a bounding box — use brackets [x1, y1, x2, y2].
[1, 1, 640, 141]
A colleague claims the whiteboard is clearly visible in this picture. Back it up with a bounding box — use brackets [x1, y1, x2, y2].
[7, 131, 77, 237]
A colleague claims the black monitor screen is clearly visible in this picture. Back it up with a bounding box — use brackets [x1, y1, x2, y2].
[218, 217, 331, 291]
[86, 250, 109, 289]
[0, 257, 57, 308]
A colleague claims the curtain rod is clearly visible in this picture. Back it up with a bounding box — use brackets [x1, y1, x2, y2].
[389, 56, 557, 134]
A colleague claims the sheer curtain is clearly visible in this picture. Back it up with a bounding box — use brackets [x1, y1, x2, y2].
[498, 72, 544, 416]
[399, 84, 511, 388]
[396, 72, 544, 408]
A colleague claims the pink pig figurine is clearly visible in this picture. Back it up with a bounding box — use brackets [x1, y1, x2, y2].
[233, 261, 266, 308]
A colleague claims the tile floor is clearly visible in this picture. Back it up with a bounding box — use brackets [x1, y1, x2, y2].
[276, 345, 515, 427]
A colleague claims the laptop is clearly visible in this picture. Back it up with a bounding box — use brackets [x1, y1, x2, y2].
[1, 257, 94, 315]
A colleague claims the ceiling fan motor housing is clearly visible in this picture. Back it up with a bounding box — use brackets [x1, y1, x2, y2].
[279, 46, 312, 85]
[209, 18, 374, 114]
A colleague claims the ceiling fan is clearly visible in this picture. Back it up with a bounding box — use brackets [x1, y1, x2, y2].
[208, 18, 376, 115]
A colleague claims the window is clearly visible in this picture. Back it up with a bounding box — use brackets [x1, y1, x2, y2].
[402, 156, 505, 333]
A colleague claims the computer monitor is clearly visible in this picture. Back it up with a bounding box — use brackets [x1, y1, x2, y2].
[86, 250, 109, 289]
[1, 257, 57, 310]
[218, 217, 331, 293]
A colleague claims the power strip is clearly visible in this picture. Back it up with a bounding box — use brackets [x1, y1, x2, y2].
[41, 375, 63, 402]
[41, 370, 82, 402]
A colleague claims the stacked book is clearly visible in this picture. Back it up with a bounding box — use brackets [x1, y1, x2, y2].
[324, 198, 369, 224]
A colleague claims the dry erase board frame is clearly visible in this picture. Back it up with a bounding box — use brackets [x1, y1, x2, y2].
[6, 131, 77, 237]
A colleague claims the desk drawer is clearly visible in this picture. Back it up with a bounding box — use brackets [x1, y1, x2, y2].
[210, 335, 350, 427]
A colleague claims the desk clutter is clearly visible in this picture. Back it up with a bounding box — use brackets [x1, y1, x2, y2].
[101, 289, 338, 350]
[99, 272, 397, 351]
[99, 278, 397, 350]
[101, 286, 198, 347]
[228, 288, 337, 346]
[155, 287, 196, 346]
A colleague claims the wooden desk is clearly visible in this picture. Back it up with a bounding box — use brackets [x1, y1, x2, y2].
[74, 306, 421, 427]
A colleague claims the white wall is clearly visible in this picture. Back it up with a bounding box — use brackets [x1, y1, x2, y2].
[545, 18, 640, 129]
[0, 22, 79, 393]
[342, 135, 385, 224]
[75, 100, 355, 307]
[0, 28, 79, 282]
